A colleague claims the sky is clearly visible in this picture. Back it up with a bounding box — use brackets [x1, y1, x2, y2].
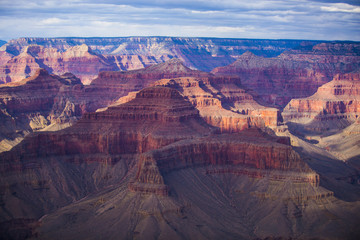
[0, 0, 359, 41]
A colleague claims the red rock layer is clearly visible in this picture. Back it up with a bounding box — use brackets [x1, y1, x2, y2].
[152, 76, 280, 132]
[212, 43, 360, 107]
[0, 69, 86, 150]
[131, 129, 318, 195]
[0, 44, 118, 84]
[84, 59, 211, 112]
[0, 86, 314, 198]
[0, 86, 213, 167]
[283, 72, 360, 125]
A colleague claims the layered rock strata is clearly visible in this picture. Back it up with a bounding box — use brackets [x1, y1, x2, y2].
[212, 43, 360, 107]
[0, 37, 324, 82]
[84, 58, 211, 112]
[282, 72, 360, 131]
[0, 87, 314, 215]
[113, 75, 280, 132]
[131, 128, 317, 195]
[0, 69, 86, 152]
[0, 44, 118, 84]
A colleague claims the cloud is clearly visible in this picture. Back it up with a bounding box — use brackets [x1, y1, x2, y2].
[321, 3, 360, 12]
[0, 0, 359, 41]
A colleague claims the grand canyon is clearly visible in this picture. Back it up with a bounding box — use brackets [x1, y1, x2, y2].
[0, 37, 359, 240]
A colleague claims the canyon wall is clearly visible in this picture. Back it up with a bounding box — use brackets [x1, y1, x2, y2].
[282, 72, 360, 131]
[212, 43, 360, 107]
[0, 37, 324, 84]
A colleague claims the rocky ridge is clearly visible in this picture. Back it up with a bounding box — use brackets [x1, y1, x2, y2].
[84, 58, 212, 112]
[102, 72, 281, 132]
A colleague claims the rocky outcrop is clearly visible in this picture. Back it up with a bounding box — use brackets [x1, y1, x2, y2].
[282, 72, 360, 131]
[0, 69, 86, 152]
[111, 76, 280, 132]
[212, 43, 360, 107]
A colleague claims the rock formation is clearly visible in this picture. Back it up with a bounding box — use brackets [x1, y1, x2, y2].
[0, 68, 86, 152]
[1, 85, 359, 240]
[282, 72, 360, 131]
[104, 73, 280, 133]
[0, 44, 118, 84]
[84, 58, 211, 112]
[212, 43, 360, 107]
[0, 37, 327, 84]
[155, 76, 280, 131]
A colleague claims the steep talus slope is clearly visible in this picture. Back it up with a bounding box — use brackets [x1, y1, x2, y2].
[0, 86, 340, 240]
[212, 43, 360, 107]
[0, 68, 86, 152]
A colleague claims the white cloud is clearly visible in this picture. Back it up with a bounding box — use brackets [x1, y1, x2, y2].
[321, 3, 360, 13]
[0, 0, 359, 41]
[41, 18, 65, 25]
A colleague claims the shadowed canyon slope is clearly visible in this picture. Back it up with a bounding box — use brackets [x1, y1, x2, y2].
[212, 43, 360, 107]
[0, 37, 324, 84]
[1, 86, 354, 240]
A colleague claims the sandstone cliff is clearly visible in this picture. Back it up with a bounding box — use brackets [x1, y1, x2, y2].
[0, 44, 118, 84]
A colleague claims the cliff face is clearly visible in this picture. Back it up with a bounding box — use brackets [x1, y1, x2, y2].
[0, 86, 314, 221]
[0, 69, 86, 152]
[84, 59, 211, 112]
[282, 72, 360, 130]
[0, 44, 118, 84]
[212, 43, 360, 107]
[152, 76, 280, 132]
[0, 37, 325, 84]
